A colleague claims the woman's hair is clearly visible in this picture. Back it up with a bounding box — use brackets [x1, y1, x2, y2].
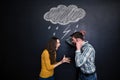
[46, 36, 59, 64]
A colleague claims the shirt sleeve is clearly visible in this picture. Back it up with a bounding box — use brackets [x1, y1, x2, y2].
[43, 50, 54, 70]
[75, 46, 92, 67]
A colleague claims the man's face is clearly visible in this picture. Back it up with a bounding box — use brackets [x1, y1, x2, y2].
[71, 37, 77, 44]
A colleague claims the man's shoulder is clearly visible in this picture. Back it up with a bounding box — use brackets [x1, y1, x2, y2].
[83, 42, 94, 48]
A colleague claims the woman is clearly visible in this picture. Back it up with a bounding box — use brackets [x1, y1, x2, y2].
[39, 36, 70, 80]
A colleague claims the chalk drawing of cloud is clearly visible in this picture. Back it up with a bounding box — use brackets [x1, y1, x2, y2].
[44, 5, 86, 25]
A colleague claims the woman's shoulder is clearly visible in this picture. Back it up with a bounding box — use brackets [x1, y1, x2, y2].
[42, 49, 49, 55]
[43, 49, 48, 52]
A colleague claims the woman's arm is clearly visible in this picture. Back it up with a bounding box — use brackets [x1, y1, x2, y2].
[54, 55, 70, 68]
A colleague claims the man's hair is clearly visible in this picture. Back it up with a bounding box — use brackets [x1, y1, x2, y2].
[70, 32, 84, 40]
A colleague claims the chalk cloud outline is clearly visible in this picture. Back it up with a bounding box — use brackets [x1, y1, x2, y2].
[44, 5, 86, 25]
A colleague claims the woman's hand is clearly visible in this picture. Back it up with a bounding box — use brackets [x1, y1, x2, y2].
[61, 55, 71, 63]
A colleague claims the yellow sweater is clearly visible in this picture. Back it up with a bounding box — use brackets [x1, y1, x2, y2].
[39, 49, 55, 78]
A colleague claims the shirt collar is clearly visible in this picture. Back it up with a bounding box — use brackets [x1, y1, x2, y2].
[82, 41, 88, 46]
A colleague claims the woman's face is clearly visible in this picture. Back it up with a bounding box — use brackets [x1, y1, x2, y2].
[56, 39, 61, 50]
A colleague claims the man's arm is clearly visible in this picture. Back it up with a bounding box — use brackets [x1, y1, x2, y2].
[75, 46, 93, 67]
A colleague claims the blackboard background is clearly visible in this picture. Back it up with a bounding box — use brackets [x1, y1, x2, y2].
[2, 0, 120, 80]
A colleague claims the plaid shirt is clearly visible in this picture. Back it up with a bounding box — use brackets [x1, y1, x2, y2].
[75, 41, 96, 74]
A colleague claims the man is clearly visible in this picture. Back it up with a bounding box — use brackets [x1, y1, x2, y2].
[66, 31, 97, 80]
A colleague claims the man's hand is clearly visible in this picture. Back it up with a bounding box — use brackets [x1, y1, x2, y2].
[76, 39, 82, 50]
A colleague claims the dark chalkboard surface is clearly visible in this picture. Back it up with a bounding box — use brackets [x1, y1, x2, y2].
[2, 0, 120, 80]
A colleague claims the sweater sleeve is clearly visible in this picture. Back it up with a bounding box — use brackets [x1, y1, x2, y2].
[75, 46, 92, 67]
[43, 50, 54, 70]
